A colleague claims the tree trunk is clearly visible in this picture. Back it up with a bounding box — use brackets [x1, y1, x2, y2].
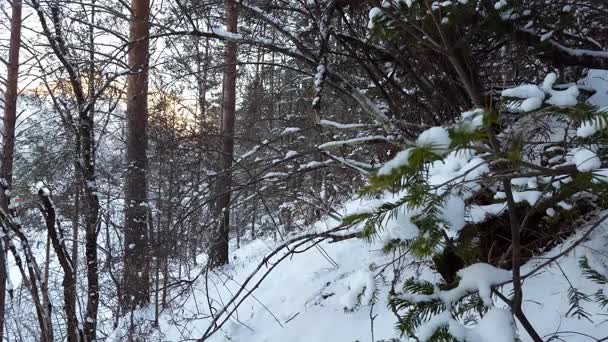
[122, 0, 151, 312]
[209, 0, 238, 269]
[0, 0, 23, 338]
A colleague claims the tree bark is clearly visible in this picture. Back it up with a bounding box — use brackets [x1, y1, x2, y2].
[123, 0, 151, 311]
[0, 0, 23, 339]
[209, 0, 238, 269]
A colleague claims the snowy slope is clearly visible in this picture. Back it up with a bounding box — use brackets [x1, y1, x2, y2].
[145, 194, 608, 342]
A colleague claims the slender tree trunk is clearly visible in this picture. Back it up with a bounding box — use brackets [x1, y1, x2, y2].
[0, 1, 23, 339]
[209, 0, 238, 269]
[123, 0, 151, 312]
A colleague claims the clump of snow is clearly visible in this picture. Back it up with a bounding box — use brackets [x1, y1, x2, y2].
[210, 27, 242, 40]
[461, 157, 489, 182]
[494, 190, 543, 205]
[416, 126, 451, 153]
[494, 0, 507, 10]
[512, 190, 543, 205]
[377, 148, 412, 176]
[592, 169, 608, 183]
[542, 72, 558, 92]
[455, 263, 511, 305]
[368, 7, 382, 29]
[574, 148, 601, 172]
[501, 84, 545, 112]
[577, 117, 607, 138]
[263, 172, 288, 179]
[471, 308, 515, 342]
[318, 135, 387, 149]
[319, 119, 367, 129]
[381, 207, 420, 241]
[511, 177, 538, 189]
[501, 73, 579, 112]
[540, 31, 554, 42]
[416, 311, 457, 341]
[285, 150, 298, 159]
[441, 196, 465, 233]
[401, 263, 511, 306]
[469, 203, 506, 223]
[238, 145, 260, 161]
[417, 308, 515, 342]
[542, 73, 579, 107]
[281, 127, 301, 135]
[546, 85, 579, 107]
[340, 270, 376, 309]
[502, 84, 545, 99]
[34, 181, 50, 196]
[298, 160, 333, 170]
[458, 109, 484, 132]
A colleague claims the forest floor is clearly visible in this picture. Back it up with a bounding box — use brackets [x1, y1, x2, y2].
[153, 194, 608, 342]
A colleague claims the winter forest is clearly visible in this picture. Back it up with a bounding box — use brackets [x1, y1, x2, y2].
[0, 0, 608, 341]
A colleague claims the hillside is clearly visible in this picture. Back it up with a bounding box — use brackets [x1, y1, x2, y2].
[137, 195, 608, 342]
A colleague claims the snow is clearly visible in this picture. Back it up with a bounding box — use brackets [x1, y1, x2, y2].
[318, 135, 386, 149]
[381, 207, 420, 241]
[469, 203, 506, 223]
[416, 126, 451, 153]
[574, 148, 601, 172]
[35, 181, 50, 196]
[502, 84, 545, 112]
[502, 84, 545, 99]
[401, 262, 511, 306]
[368, 7, 382, 30]
[503, 86, 545, 112]
[558, 201, 573, 210]
[318, 119, 367, 129]
[281, 127, 301, 135]
[541, 72, 558, 92]
[440, 196, 465, 233]
[472, 308, 515, 342]
[377, 148, 412, 176]
[592, 168, 608, 183]
[540, 31, 554, 42]
[577, 118, 606, 138]
[340, 270, 376, 309]
[239, 146, 260, 160]
[512, 190, 543, 205]
[134, 186, 607, 341]
[494, 190, 542, 205]
[455, 263, 512, 305]
[210, 27, 242, 40]
[578, 69, 608, 109]
[417, 308, 515, 342]
[298, 160, 333, 170]
[546, 85, 579, 107]
[263, 172, 288, 179]
[501, 73, 579, 111]
[284, 150, 298, 159]
[494, 0, 507, 10]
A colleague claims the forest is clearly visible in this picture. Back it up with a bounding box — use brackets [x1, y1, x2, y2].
[1, 0, 608, 341]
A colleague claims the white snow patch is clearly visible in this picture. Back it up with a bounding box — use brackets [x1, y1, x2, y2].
[574, 148, 601, 172]
[416, 126, 451, 153]
[377, 149, 412, 176]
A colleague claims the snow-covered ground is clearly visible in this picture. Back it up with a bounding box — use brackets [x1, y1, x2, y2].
[144, 195, 608, 342]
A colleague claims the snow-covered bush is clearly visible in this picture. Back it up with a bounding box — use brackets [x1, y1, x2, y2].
[345, 71, 608, 341]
